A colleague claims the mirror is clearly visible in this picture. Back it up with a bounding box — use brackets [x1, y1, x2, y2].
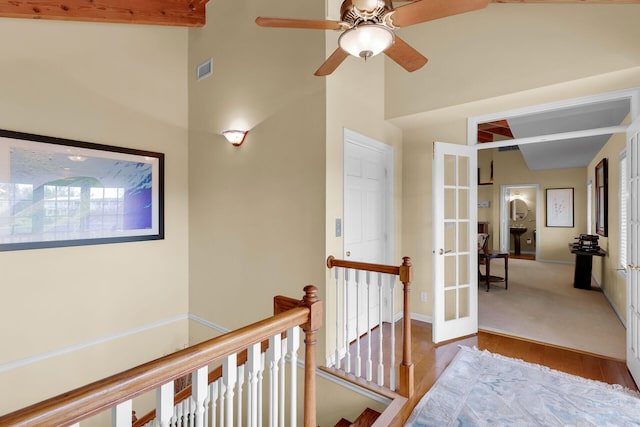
[510, 199, 528, 221]
[595, 158, 608, 236]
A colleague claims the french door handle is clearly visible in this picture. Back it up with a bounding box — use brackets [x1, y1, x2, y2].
[439, 249, 453, 255]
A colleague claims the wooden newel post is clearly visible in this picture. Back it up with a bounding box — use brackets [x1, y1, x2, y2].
[301, 285, 322, 427]
[399, 256, 414, 398]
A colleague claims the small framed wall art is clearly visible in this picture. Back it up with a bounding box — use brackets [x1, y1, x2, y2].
[546, 187, 574, 228]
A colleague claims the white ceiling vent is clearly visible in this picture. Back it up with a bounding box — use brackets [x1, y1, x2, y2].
[197, 58, 212, 81]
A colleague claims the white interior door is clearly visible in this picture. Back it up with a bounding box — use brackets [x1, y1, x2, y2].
[344, 130, 392, 337]
[432, 141, 478, 343]
[344, 142, 387, 264]
[626, 118, 640, 384]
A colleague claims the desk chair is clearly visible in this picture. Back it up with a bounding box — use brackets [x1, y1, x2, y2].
[477, 234, 509, 292]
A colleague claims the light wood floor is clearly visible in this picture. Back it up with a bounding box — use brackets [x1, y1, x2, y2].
[390, 320, 638, 425]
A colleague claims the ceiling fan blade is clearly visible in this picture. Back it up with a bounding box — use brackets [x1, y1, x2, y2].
[255, 17, 343, 30]
[392, 0, 489, 27]
[384, 36, 428, 72]
[314, 48, 350, 76]
[490, 0, 640, 3]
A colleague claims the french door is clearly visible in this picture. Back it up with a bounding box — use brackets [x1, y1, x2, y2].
[626, 118, 640, 384]
[432, 142, 478, 343]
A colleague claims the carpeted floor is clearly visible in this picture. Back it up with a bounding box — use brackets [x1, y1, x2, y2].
[478, 258, 626, 360]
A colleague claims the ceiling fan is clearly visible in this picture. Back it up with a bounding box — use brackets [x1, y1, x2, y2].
[256, 0, 489, 76]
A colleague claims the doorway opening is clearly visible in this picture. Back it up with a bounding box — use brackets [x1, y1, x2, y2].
[456, 88, 640, 365]
[500, 184, 539, 260]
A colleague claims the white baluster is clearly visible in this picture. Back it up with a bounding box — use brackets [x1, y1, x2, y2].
[389, 275, 397, 391]
[355, 269, 362, 377]
[237, 364, 245, 427]
[112, 399, 132, 427]
[268, 334, 282, 427]
[219, 381, 225, 427]
[192, 367, 208, 427]
[175, 400, 183, 427]
[182, 399, 188, 427]
[157, 381, 175, 427]
[344, 268, 351, 373]
[287, 326, 300, 427]
[203, 385, 211, 427]
[223, 354, 237, 427]
[279, 336, 286, 427]
[209, 380, 219, 427]
[334, 267, 341, 369]
[366, 271, 373, 381]
[247, 343, 261, 426]
[377, 273, 385, 386]
[258, 353, 265, 427]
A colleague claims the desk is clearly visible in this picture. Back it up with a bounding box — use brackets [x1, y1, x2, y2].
[478, 250, 509, 292]
[569, 244, 606, 289]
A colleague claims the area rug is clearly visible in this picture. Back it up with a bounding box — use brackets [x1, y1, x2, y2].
[405, 346, 640, 426]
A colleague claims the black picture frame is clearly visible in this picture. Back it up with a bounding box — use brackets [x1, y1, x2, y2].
[0, 129, 164, 251]
[595, 158, 608, 237]
[545, 187, 574, 228]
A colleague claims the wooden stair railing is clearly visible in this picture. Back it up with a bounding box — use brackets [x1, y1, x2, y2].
[326, 256, 414, 398]
[0, 286, 322, 427]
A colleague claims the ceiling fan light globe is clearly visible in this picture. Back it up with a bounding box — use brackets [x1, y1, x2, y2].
[338, 24, 394, 59]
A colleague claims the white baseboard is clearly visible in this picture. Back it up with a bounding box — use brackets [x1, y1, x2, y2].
[410, 312, 433, 324]
[536, 259, 574, 265]
[592, 275, 627, 328]
[189, 313, 230, 334]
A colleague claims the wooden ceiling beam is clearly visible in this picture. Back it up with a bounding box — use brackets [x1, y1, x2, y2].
[478, 125, 514, 138]
[0, 0, 210, 27]
[479, 119, 513, 134]
[478, 130, 495, 143]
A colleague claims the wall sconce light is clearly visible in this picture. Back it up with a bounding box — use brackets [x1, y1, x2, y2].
[221, 130, 248, 146]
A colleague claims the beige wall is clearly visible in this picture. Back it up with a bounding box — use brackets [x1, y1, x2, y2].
[589, 132, 627, 320]
[187, 0, 327, 329]
[386, 4, 640, 118]
[0, 19, 190, 415]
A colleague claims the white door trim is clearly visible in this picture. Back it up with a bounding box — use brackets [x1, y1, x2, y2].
[467, 87, 640, 148]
